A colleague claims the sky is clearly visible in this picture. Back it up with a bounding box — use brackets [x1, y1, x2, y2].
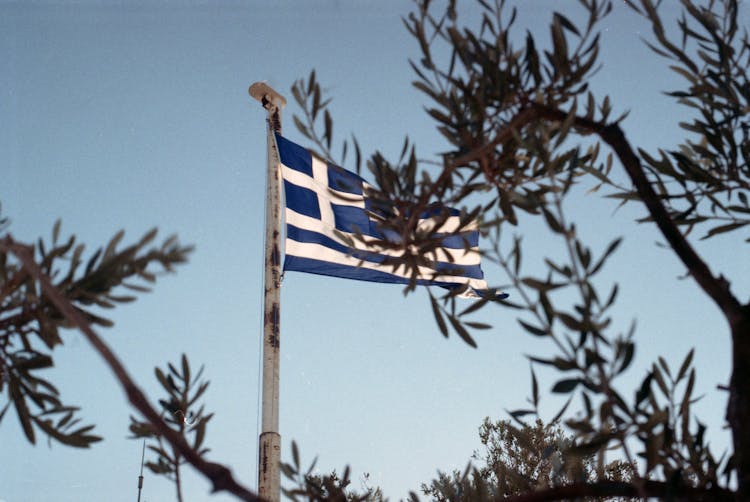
[2, 1, 749, 501]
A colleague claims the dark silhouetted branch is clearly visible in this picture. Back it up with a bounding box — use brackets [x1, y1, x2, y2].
[454, 103, 743, 322]
[1, 236, 263, 502]
[451, 101, 748, 501]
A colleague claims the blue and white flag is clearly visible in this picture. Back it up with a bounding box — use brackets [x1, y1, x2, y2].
[275, 134, 504, 299]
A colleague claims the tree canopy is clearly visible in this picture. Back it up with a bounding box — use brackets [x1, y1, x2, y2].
[0, 220, 192, 448]
[290, 0, 750, 500]
[421, 418, 635, 501]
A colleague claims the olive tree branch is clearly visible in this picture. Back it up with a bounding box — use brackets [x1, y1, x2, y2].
[546, 163, 643, 489]
[453, 103, 744, 321]
[0, 236, 262, 502]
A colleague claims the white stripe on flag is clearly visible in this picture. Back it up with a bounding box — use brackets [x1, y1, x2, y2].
[285, 239, 489, 292]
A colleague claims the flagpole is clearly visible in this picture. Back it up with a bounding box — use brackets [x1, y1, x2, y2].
[249, 82, 286, 502]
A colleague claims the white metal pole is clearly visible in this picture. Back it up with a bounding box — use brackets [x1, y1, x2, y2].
[249, 82, 286, 502]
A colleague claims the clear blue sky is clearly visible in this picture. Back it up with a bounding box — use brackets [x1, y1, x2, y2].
[2, 1, 747, 501]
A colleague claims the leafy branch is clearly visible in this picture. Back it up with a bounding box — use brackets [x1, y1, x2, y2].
[0, 236, 261, 501]
[291, 0, 750, 499]
[130, 354, 213, 502]
[0, 224, 192, 448]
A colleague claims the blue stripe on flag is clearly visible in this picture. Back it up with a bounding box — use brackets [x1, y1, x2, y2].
[285, 256, 416, 284]
[331, 203, 370, 234]
[420, 205, 460, 218]
[286, 225, 382, 264]
[328, 164, 364, 195]
[284, 256, 481, 289]
[435, 232, 479, 249]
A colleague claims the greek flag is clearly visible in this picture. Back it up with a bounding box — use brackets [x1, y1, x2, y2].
[276, 134, 504, 299]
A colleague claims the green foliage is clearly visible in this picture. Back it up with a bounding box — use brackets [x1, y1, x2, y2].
[0, 220, 192, 448]
[623, 0, 750, 240]
[292, 0, 749, 499]
[421, 418, 635, 501]
[281, 441, 385, 502]
[129, 354, 213, 502]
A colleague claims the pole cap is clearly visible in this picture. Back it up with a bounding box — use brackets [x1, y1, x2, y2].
[249, 82, 286, 110]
